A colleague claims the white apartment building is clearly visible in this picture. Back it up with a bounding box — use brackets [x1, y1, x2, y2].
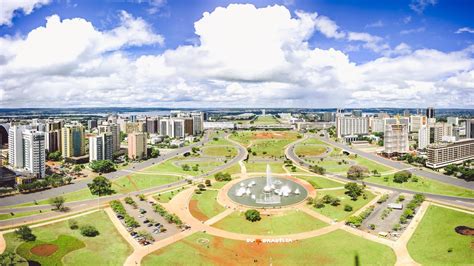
[418, 125, 429, 149]
[8, 125, 25, 168]
[383, 119, 409, 155]
[426, 139, 474, 168]
[370, 117, 385, 133]
[22, 130, 46, 178]
[447, 117, 459, 126]
[336, 116, 369, 138]
[98, 122, 120, 152]
[191, 112, 204, 135]
[89, 133, 113, 162]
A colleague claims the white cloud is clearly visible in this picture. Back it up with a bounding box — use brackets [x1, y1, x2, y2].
[403, 16, 412, 24]
[313, 14, 346, 39]
[0, 0, 51, 26]
[1, 4, 473, 108]
[365, 20, 384, 28]
[409, 0, 437, 14]
[455, 27, 474, 34]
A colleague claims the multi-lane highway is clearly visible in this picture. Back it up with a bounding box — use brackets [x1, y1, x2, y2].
[285, 134, 474, 209]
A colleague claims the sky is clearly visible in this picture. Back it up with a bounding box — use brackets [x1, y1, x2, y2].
[0, 0, 473, 108]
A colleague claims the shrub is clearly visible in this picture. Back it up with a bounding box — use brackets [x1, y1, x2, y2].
[205, 179, 211, 186]
[89, 160, 116, 173]
[80, 225, 99, 237]
[393, 170, 412, 183]
[392, 223, 401, 231]
[344, 204, 353, 212]
[347, 165, 369, 180]
[245, 209, 261, 222]
[69, 219, 79, 230]
[214, 172, 232, 182]
[310, 165, 326, 175]
[313, 199, 325, 209]
[14, 226, 36, 242]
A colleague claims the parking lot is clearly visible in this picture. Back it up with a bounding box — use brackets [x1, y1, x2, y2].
[362, 192, 414, 240]
[118, 195, 181, 245]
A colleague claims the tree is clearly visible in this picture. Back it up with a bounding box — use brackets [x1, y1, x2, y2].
[393, 170, 412, 183]
[197, 184, 206, 191]
[330, 198, 341, 206]
[347, 165, 369, 180]
[87, 176, 114, 196]
[0, 251, 23, 265]
[344, 204, 353, 212]
[192, 147, 200, 153]
[344, 182, 363, 201]
[150, 148, 160, 158]
[310, 165, 326, 175]
[80, 225, 99, 237]
[214, 172, 232, 182]
[192, 164, 199, 171]
[69, 219, 79, 230]
[47, 151, 62, 161]
[313, 198, 325, 208]
[245, 209, 261, 222]
[181, 164, 191, 171]
[72, 165, 83, 175]
[89, 160, 116, 173]
[444, 164, 459, 176]
[14, 226, 36, 241]
[322, 194, 334, 204]
[205, 179, 211, 187]
[49, 196, 66, 211]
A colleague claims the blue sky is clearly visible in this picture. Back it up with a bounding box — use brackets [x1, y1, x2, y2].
[0, 0, 473, 108]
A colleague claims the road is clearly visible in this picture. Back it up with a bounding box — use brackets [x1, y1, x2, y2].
[285, 135, 474, 209]
[0, 132, 247, 226]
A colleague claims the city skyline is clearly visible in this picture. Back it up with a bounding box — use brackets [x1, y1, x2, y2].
[1, 0, 473, 108]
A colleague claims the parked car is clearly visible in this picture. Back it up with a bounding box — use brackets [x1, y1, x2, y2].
[144, 219, 150, 224]
[139, 209, 147, 214]
[117, 215, 124, 219]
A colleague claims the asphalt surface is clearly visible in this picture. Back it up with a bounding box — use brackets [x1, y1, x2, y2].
[286, 135, 474, 209]
[0, 132, 247, 227]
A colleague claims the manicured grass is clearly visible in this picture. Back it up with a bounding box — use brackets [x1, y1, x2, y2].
[229, 131, 298, 147]
[314, 159, 353, 173]
[112, 174, 182, 193]
[142, 230, 396, 265]
[190, 190, 225, 220]
[201, 145, 237, 157]
[296, 175, 344, 189]
[245, 161, 286, 173]
[311, 156, 391, 174]
[295, 144, 327, 157]
[4, 210, 133, 265]
[213, 210, 327, 235]
[8, 188, 98, 208]
[209, 180, 229, 189]
[250, 139, 295, 158]
[16, 235, 85, 265]
[142, 157, 224, 176]
[353, 156, 392, 173]
[312, 189, 375, 221]
[407, 205, 474, 265]
[253, 115, 279, 124]
[153, 188, 184, 203]
[220, 162, 242, 175]
[365, 175, 474, 198]
[0, 209, 51, 221]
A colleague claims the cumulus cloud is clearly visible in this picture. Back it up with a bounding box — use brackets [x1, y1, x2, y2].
[409, 0, 437, 14]
[400, 27, 425, 35]
[0, 0, 51, 26]
[313, 15, 345, 39]
[455, 27, 474, 34]
[1, 4, 473, 108]
[365, 20, 384, 28]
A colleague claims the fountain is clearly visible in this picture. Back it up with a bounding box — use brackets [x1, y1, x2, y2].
[229, 164, 308, 207]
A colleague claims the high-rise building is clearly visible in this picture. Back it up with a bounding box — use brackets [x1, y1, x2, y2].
[426, 139, 474, 169]
[370, 117, 385, 133]
[321, 112, 335, 122]
[129, 115, 137, 123]
[8, 127, 46, 178]
[428, 122, 453, 144]
[98, 123, 121, 152]
[89, 133, 113, 162]
[383, 118, 409, 155]
[447, 117, 459, 126]
[160, 118, 170, 136]
[417, 125, 428, 149]
[464, 119, 474, 139]
[45, 120, 62, 153]
[336, 116, 369, 138]
[61, 123, 85, 158]
[409, 115, 427, 132]
[426, 107, 435, 118]
[22, 130, 46, 178]
[191, 112, 204, 135]
[128, 132, 147, 160]
[403, 109, 410, 117]
[87, 119, 98, 130]
[173, 119, 185, 138]
[146, 117, 159, 134]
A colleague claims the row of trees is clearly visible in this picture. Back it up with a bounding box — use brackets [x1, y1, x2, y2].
[444, 164, 474, 181]
[89, 160, 116, 173]
[17, 174, 72, 193]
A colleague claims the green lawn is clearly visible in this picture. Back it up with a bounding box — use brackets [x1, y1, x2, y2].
[250, 139, 295, 158]
[142, 157, 224, 176]
[245, 161, 286, 173]
[201, 145, 237, 157]
[296, 175, 344, 189]
[295, 144, 327, 157]
[8, 189, 98, 208]
[4, 210, 133, 265]
[311, 156, 391, 175]
[407, 205, 474, 265]
[0, 209, 51, 221]
[253, 115, 279, 124]
[229, 131, 298, 147]
[313, 159, 353, 173]
[213, 210, 327, 235]
[312, 189, 375, 221]
[112, 174, 182, 193]
[153, 188, 184, 203]
[353, 156, 392, 173]
[190, 190, 225, 220]
[142, 230, 396, 265]
[365, 175, 474, 198]
[220, 162, 242, 175]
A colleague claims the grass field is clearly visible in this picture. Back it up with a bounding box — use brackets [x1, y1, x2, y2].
[296, 175, 344, 189]
[312, 189, 375, 221]
[4, 210, 132, 265]
[153, 188, 186, 203]
[112, 174, 182, 193]
[0, 209, 51, 221]
[295, 144, 328, 157]
[213, 210, 327, 235]
[253, 115, 279, 125]
[142, 157, 224, 176]
[142, 230, 396, 265]
[311, 156, 392, 174]
[230, 131, 298, 147]
[245, 161, 286, 173]
[407, 205, 474, 265]
[201, 145, 237, 157]
[190, 190, 225, 220]
[365, 174, 474, 198]
[251, 139, 296, 158]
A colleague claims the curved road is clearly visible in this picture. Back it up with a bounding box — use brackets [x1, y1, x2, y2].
[286, 134, 474, 209]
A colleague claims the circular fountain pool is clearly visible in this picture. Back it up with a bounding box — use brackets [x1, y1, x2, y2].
[227, 176, 308, 208]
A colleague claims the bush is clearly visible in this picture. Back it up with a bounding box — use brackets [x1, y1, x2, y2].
[205, 179, 211, 187]
[393, 170, 412, 183]
[392, 223, 401, 231]
[245, 209, 261, 222]
[310, 165, 326, 175]
[214, 172, 232, 182]
[313, 199, 325, 209]
[47, 151, 62, 161]
[80, 225, 99, 237]
[69, 219, 79, 230]
[89, 160, 116, 173]
[344, 204, 353, 212]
